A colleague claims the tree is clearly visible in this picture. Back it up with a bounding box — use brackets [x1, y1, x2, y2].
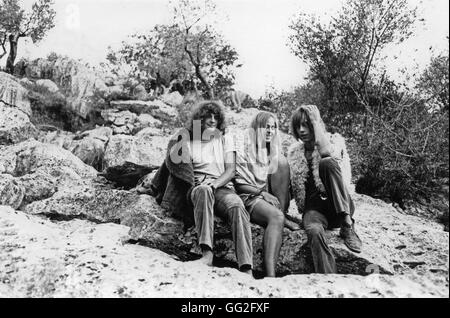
[417, 48, 449, 113]
[0, 0, 56, 74]
[288, 0, 417, 113]
[107, 24, 238, 99]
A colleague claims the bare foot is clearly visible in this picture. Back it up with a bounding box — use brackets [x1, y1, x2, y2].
[190, 250, 213, 266]
[284, 218, 301, 231]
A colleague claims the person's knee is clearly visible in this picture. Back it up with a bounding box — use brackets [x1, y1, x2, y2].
[305, 223, 325, 239]
[319, 157, 339, 173]
[195, 184, 214, 195]
[223, 195, 249, 219]
[269, 210, 285, 228]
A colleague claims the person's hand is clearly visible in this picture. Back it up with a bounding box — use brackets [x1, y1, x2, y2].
[261, 191, 281, 208]
[204, 180, 217, 193]
[303, 105, 322, 125]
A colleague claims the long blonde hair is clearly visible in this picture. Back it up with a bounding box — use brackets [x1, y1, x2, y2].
[246, 111, 282, 170]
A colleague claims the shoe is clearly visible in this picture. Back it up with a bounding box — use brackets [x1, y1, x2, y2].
[340, 224, 362, 253]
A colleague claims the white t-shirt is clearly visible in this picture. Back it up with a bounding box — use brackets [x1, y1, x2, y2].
[190, 134, 236, 185]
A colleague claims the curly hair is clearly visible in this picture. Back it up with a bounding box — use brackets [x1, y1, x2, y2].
[187, 100, 227, 135]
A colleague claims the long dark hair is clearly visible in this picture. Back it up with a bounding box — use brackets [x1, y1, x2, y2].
[290, 105, 326, 141]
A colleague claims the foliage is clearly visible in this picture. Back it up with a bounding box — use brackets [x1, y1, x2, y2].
[416, 49, 449, 113]
[288, 0, 417, 114]
[107, 0, 240, 99]
[0, 0, 56, 72]
[354, 78, 449, 205]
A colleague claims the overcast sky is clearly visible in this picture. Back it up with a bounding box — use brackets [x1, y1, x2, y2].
[5, 0, 450, 98]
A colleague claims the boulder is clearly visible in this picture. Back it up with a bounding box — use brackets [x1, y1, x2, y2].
[134, 114, 162, 131]
[0, 104, 38, 145]
[0, 72, 32, 116]
[17, 170, 57, 205]
[0, 174, 25, 209]
[37, 130, 76, 150]
[35, 79, 59, 93]
[160, 91, 183, 107]
[22, 185, 449, 281]
[103, 134, 168, 169]
[110, 100, 178, 123]
[71, 137, 107, 170]
[38, 127, 112, 170]
[24, 57, 108, 119]
[0, 140, 97, 180]
[19, 77, 34, 88]
[100, 109, 137, 127]
[135, 127, 164, 138]
[1, 206, 447, 297]
[77, 126, 113, 143]
[132, 84, 148, 100]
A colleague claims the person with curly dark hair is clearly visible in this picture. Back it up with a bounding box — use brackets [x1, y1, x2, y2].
[148, 100, 253, 275]
[186, 101, 252, 273]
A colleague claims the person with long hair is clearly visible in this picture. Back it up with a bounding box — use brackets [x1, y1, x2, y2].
[288, 105, 362, 273]
[234, 111, 292, 277]
[186, 100, 253, 274]
[147, 100, 253, 275]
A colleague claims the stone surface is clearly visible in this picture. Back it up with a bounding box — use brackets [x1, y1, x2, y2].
[22, 182, 449, 285]
[0, 140, 97, 179]
[101, 109, 137, 127]
[37, 130, 76, 150]
[0, 174, 25, 209]
[35, 79, 59, 93]
[160, 91, 183, 107]
[71, 137, 107, 170]
[1, 206, 447, 297]
[132, 84, 148, 100]
[0, 104, 38, 145]
[135, 113, 162, 131]
[0, 72, 32, 116]
[103, 134, 168, 169]
[23, 57, 108, 119]
[110, 100, 178, 123]
[17, 170, 57, 205]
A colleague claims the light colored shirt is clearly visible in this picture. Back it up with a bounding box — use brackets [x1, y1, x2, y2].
[234, 131, 270, 190]
[190, 134, 236, 186]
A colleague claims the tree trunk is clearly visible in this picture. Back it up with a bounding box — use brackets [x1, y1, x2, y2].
[6, 34, 19, 75]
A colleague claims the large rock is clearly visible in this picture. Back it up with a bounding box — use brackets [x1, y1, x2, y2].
[0, 72, 37, 145]
[71, 137, 107, 170]
[23, 183, 449, 283]
[37, 130, 76, 150]
[38, 127, 113, 170]
[17, 171, 57, 205]
[103, 134, 168, 169]
[2, 206, 446, 297]
[0, 140, 97, 179]
[134, 114, 162, 131]
[100, 109, 137, 127]
[0, 72, 32, 116]
[160, 91, 183, 107]
[35, 79, 59, 93]
[0, 104, 38, 145]
[24, 57, 108, 119]
[0, 174, 25, 209]
[110, 100, 178, 123]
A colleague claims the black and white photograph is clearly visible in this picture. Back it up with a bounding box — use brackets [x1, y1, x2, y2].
[0, 0, 448, 301]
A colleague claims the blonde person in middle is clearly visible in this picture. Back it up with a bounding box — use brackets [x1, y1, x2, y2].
[233, 111, 299, 278]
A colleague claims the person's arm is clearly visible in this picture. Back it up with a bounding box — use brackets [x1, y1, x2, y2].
[305, 105, 332, 157]
[236, 184, 280, 207]
[204, 151, 236, 190]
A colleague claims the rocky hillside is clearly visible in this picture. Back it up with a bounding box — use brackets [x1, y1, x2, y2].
[0, 65, 448, 298]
